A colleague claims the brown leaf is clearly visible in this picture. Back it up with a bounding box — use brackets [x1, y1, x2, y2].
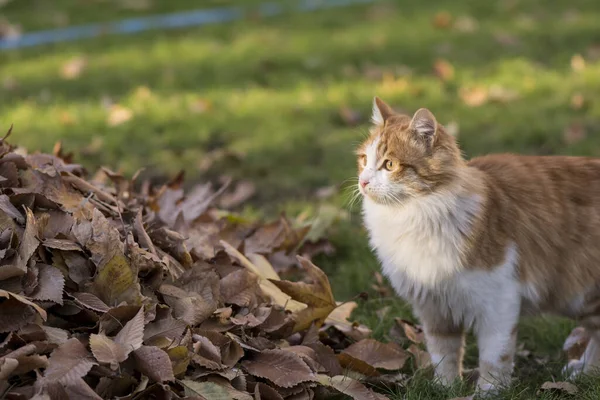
[433, 59, 454, 81]
[459, 86, 488, 107]
[30, 264, 65, 304]
[571, 54, 586, 72]
[453, 15, 478, 32]
[432, 11, 452, 29]
[269, 256, 336, 332]
[316, 375, 388, 400]
[242, 349, 316, 388]
[220, 269, 260, 307]
[538, 381, 578, 395]
[324, 301, 372, 341]
[60, 56, 87, 80]
[394, 318, 424, 344]
[90, 333, 128, 370]
[0, 297, 36, 332]
[219, 181, 256, 209]
[407, 344, 431, 369]
[71, 292, 110, 313]
[181, 380, 238, 399]
[342, 339, 408, 370]
[133, 345, 175, 382]
[44, 338, 97, 384]
[143, 311, 187, 346]
[114, 306, 145, 353]
[0, 289, 47, 321]
[107, 104, 133, 126]
[254, 382, 284, 400]
[337, 353, 380, 377]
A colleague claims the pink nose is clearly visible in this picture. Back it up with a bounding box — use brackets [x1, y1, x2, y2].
[360, 179, 369, 188]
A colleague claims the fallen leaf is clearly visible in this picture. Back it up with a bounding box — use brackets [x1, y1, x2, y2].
[394, 318, 424, 344]
[453, 15, 478, 32]
[459, 86, 488, 107]
[433, 59, 454, 81]
[270, 256, 336, 332]
[538, 381, 578, 395]
[317, 375, 388, 400]
[432, 11, 452, 29]
[44, 338, 97, 384]
[133, 345, 175, 382]
[342, 339, 409, 370]
[114, 306, 145, 353]
[30, 264, 65, 304]
[242, 349, 316, 388]
[181, 380, 233, 399]
[219, 181, 256, 209]
[60, 56, 87, 80]
[407, 344, 431, 369]
[90, 333, 128, 370]
[107, 105, 133, 126]
[571, 54, 586, 72]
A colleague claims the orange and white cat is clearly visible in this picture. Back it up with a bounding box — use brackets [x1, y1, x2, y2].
[358, 97, 600, 394]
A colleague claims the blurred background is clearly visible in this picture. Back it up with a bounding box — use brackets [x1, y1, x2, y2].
[1, 0, 600, 306]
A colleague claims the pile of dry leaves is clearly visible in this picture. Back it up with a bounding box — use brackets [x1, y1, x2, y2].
[0, 128, 413, 400]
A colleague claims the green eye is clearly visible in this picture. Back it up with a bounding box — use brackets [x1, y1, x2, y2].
[384, 160, 394, 171]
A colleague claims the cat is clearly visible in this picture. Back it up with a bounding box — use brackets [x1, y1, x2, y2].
[357, 97, 600, 395]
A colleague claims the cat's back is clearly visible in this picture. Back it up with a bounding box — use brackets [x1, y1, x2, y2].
[467, 153, 600, 311]
[468, 153, 600, 196]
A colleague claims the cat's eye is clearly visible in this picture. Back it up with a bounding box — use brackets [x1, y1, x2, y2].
[384, 160, 394, 171]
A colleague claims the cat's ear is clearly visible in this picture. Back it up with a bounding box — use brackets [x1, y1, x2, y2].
[409, 108, 437, 141]
[371, 96, 395, 125]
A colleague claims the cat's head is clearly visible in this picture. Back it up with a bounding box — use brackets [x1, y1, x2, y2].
[356, 97, 463, 205]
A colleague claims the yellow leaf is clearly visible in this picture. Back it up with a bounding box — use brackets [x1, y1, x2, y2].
[167, 346, 190, 377]
[219, 240, 305, 312]
[93, 253, 142, 306]
[269, 256, 337, 332]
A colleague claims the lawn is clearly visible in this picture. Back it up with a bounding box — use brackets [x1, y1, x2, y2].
[3, 0, 600, 398]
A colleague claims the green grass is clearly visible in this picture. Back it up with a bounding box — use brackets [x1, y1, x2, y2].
[3, 0, 600, 398]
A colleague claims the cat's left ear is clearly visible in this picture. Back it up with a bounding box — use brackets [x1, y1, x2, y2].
[371, 97, 395, 125]
[409, 108, 437, 141]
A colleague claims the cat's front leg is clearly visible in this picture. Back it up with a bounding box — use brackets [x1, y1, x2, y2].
[414, 304, 465, 386]
[474, 300, 520, 394]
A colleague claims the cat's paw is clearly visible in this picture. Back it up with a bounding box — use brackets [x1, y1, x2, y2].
[562, 359, 584, 380]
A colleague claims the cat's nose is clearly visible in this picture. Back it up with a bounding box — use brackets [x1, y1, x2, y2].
[360, 179, 369, 188]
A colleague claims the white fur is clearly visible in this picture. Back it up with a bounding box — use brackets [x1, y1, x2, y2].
[371, 98, 384, 125]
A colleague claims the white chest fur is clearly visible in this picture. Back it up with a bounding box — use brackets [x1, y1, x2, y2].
[362, 191, 481, 288]
[362, 192, 525, 328]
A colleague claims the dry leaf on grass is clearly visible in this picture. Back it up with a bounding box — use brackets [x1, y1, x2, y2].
[342, 339, 409, 370]
[107, 105, 133, 126]
[394, 318, 424, 344]
[538, 381, 578, 395]
[60, 56, 87, 80]
[407, 344, 431, 369]
[270, 256, 336, 332]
